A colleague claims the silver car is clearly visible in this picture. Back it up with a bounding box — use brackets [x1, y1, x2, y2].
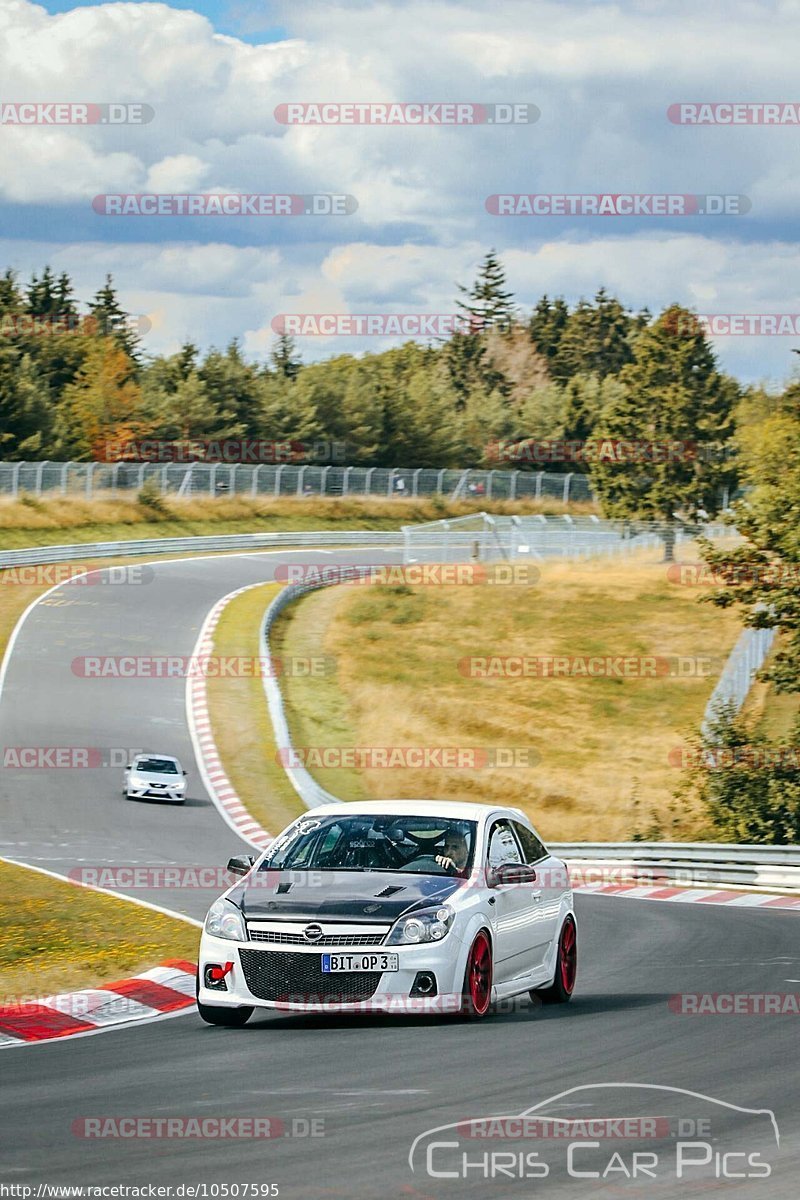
[123, 753, 187, 804]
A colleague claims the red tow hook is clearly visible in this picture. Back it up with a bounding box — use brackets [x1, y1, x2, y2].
[209, 961, 235, 982]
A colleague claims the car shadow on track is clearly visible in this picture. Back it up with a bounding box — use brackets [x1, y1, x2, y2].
[198, 992, 671, 1034]
[123, 794, 213, 808]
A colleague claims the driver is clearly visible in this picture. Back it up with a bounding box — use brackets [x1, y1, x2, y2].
[435, 831, 469, 874]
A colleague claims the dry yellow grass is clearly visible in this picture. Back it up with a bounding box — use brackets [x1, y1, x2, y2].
[282, 550, 745, 841]
[0, 860, 198, 997]
[0, 492, 596, 548]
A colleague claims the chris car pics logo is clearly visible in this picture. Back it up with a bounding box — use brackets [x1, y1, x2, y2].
[409, 1083, 779, 1183]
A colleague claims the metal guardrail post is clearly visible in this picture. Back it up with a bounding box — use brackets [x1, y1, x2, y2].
[35, 461, 48, 495]
[535, 471, 543, 500]
[562, 472, 573, 504]
[12, 462, 23, 498]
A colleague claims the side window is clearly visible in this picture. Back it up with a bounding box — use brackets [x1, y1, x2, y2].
[487, 820, 523, 868]
[513, 821, 547, 864]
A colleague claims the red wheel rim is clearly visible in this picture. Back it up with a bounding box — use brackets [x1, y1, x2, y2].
[559, 918, 577, 994]
[468, 931, 492, 1014]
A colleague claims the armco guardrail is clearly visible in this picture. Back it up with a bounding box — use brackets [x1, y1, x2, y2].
[702, 626, 777, 735]
[260, 576, 347, 809]
[551, 842, 800, 892]
[0, 530, 405, 570]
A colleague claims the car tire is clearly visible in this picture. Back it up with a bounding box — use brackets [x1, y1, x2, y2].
[533, 915, 577, 1005]
[196, 978, 253, 1027]
[459, 929, 493, 1019]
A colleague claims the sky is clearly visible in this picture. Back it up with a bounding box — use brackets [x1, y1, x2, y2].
[2, 0, 800, 384]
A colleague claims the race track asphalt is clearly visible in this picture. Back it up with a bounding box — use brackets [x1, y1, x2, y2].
[1, 550, 798, 1198]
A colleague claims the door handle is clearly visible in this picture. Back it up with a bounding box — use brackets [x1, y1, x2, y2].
[530, 890, 542, 902]
[488, 896, 496, 905]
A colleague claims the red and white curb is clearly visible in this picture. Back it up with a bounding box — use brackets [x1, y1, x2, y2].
[574, 881, 800, 911]
[186, 584, 274, 852]
[0, 960, 197, 1048]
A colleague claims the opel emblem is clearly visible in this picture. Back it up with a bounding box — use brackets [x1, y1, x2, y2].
[303, 923, 323, 943]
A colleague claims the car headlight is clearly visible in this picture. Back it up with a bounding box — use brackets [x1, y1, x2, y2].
[205, 898, 246, 941]
[174, 778, 186, 788]
[130, 776, 145, 787]
[385, 905, 454, 946]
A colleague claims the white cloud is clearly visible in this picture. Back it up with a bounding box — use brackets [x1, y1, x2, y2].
[2, 0, 800, 383]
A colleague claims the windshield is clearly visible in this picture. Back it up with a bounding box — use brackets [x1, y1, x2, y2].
[136, 758, 178, 774]
[260, 814, 477, 876]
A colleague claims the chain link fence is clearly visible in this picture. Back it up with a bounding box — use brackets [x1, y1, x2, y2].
[0, 461, 598, 503]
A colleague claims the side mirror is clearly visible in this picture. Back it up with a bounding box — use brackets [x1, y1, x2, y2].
[490, 862, 537, 887]
[227, 855, 255, 876]
[183, 770, 187, 776]
[125, 763, 132, 770]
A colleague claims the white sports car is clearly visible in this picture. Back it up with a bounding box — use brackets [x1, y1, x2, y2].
[123, 753, 187, 803]
[197, 801, 576, 1025]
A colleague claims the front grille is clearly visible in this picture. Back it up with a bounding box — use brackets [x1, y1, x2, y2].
[239, 949, 382, 1003]
[248, 929, 385, 947]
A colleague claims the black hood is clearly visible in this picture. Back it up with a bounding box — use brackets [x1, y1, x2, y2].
[231, 870, 464, 923]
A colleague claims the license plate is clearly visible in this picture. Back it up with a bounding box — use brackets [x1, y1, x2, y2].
[321, 952, 399, 973]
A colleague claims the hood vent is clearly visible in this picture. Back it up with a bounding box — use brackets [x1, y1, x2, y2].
[376, 885, 405, 898]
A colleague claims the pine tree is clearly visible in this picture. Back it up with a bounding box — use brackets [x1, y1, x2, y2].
[270, 333, 302, 381]
[88, 275, 141, 359]
[528, 296, 569, 365]
[456, 249, 516, 332]
[588, 305, 739, 558]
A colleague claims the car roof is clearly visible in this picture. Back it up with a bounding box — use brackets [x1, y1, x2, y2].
[135, 753, 180, 764]
[303, 799, 522, 823]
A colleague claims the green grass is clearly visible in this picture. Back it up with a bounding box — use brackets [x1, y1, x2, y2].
[0, 859, 198, 998]
[741, 637, 800, 741]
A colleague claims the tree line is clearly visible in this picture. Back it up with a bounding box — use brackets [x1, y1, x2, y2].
[0, 252, 792, 528]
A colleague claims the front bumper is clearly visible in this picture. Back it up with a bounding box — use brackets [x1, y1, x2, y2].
[198, 931, 467, 1015]
[126, 784, 185, 801]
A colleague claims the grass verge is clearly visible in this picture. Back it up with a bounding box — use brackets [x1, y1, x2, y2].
[0, 859, 198, 997]
[0, 494, 594, 550]
[267, 550, 743, 842]
[741, 637, 800, 741]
